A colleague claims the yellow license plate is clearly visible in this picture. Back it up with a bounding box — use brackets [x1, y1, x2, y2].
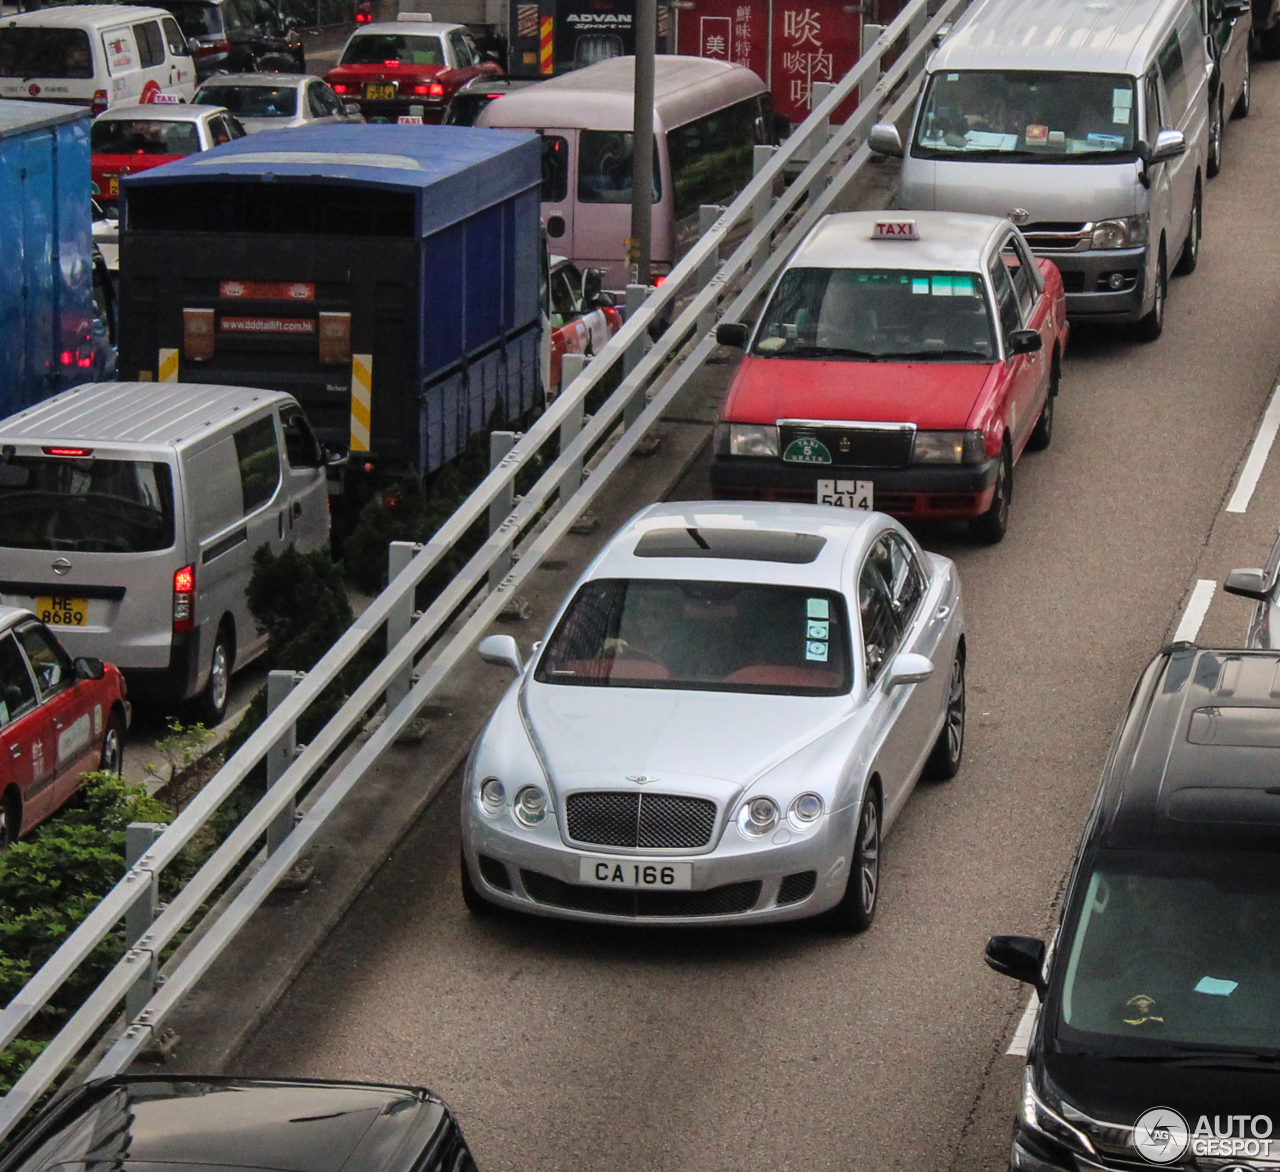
[108, 176, 119, 197]
[364, 83, 395, 100]
[37, 596, 88, 626]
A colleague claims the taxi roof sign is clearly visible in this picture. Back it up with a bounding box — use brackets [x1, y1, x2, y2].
[872, 219, 918, 240]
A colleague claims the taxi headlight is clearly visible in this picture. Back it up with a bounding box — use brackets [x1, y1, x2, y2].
[512, 785, 549, 826]
[1090, 215, 1147, 250]
[788, 792, 824, 829]
[737, 796, 780, 837]
[478, 776, 506, 816]
[913, 430, 986, 464]
[714, 423, 780, 458]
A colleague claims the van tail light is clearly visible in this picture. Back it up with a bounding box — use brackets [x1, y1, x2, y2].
[183, 307, 215, 362]
[318, 311, 352, 365]
[91, 89, 109, 115]
[173, 564, 195, 632]
[191, 38, 231, 56]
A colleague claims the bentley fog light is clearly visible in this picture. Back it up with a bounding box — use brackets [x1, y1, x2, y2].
[738, 796, 780, 837]
[788, 792, 825, 828]
[513, 785, 549, 826]
[479, 777, 506, 815]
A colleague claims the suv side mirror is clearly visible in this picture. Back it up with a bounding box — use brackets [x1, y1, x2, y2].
[868, 121, 904, 158]
[74, 656, 105, 681]
[478, 633, 523, 675]
[1224, 567, 1269, 601]
[985, 935, 1047, 996]
[716, 321, 749, 348]
[885, 652, 933, 689]
[1007, 329, 1043, 356]
[1149, 128, 1187, 164]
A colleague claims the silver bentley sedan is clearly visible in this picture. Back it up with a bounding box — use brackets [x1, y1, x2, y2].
[460, 501, 966, 929]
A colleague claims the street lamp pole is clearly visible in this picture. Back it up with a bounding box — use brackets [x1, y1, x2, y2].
[629, 0, 656, 285]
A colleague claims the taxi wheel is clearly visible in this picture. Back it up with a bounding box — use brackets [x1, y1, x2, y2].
[970, 446, 1011, 544]
[1135, 246, 1166, 343]
[0, 793, 17, 853]
[823, 790, 881, 932]
[924, 650, 966, 781]
[1207, 92, 1224, 178]
[1027, 380, 1055, 452]
[1233, 54, 1251, 118]
[460, 848, 497, 917]
[99, 713, 125, 776]
[1174, 182, 1201, 276]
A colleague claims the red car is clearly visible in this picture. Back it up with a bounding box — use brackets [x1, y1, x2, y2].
[711, 211, 1068, 542]
[0, 607, 130, 849]
[324, 16, 500, 124]
[548, 256, 623, 399]
[91, 103, 245, 205]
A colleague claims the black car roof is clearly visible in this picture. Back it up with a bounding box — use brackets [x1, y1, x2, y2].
[1099, 644, 1280, 850]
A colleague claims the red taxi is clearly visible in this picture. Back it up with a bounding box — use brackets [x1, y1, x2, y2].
[0, 607, 129, 850]
[548, 256, 623, 399]
[712, 211, 1068, 542]
[323, 16, 500, 124]
[91, 103, 245, 204]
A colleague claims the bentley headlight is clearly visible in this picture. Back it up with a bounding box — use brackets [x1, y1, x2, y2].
[1090, 215, 1147, 250]
[714, 423, 780, 457]
[788, 792, 825, 829]
[913, 430, 985, 464]
[478, 777, 506, 816]
[737, 796, 780, 837]
[513, 785, 549, 826]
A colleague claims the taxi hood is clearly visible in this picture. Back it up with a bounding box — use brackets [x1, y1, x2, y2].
[724, 355, 997, 429]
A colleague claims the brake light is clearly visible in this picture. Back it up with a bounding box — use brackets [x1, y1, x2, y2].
[60, 351, 74, 366]
[653, 275, 667, 287]
[412, 81, 444, 96]
[173, 564, 195, 631]
[331, 82, 347, 93]
[191, 38, 231, 56]
[43, 446, 93, 457]
[91, 88, 108, 115]
[383, 58, 400, 65]
[355, 10, 371, 20]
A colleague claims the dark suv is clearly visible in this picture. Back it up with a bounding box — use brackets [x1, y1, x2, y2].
[139, 0, 305, 79]
[987, 643, 1280, 1172]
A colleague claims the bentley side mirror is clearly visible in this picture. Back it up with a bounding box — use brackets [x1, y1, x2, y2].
[1224, 567, 1269, 601]
[985, 935, 1047, 997]
[716, 321, 749, 348]
[868, 121, 904, 158]
[74, 656, 106, 681]
[478, 633, 523, 674]
[884, 652, 933, 689]
[1007, 329, 1043, 356]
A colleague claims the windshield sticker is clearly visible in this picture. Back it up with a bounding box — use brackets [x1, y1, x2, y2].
[1113, 106, 1131, 124]
[1122, 992, 1164, 1026]
[1193, 976, 1239, 996]
[783, 436, 832, 464]
[806, 640, 829, 662]
[807, 598, 830, 619]
[1048, 130, 1064, 144]
[1025, 123, 1048, 142]
[912, 277, 930, 295]
[756, 336, 785, 352]
[1113, 87, 1133, 108]
[1087, 132, 1125, 148]
[951, 275, 975, 295]
[807, 620, 830, 640]
[965, 130, 1018, 151]
[931, 275, 953, 296]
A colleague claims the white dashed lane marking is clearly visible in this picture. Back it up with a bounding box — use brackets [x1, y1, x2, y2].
[1174, 579, 1217, 644]
[1227, 383, 1280, 514]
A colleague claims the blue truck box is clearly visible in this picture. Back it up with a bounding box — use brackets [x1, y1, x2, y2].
[117, 124, 545, 482]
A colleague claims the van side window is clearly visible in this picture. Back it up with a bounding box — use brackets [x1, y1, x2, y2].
[161, 17, 188, 57]
[1144, 71, 1164, 137]
[133, 21, 165, 67]
[1157, 27, 1186, 120]
[103, 27, 139, 75]
[540, 134, 568, 202]
[1000, 235, 1036, 319]
[666, 98, 759, 221]
[281, 409, 323, 467]
[987, 255, 1022, 337]
[233, 416, 281, 512]
[0, 634, 37, 728]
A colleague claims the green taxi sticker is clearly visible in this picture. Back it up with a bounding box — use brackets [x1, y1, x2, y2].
[783, 436, 832, 464]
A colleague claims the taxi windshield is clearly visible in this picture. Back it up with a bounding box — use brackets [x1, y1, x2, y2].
[914, 70, 1138, 160]
[753, 267, 996, 362]
[340, 33, 444, 65]
[1055, 851, 1280, 1056]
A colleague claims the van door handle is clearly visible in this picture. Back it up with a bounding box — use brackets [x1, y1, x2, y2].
[934, 605, 952, 621]
[291, 501, 302, 520]
[278, 511, 285, 539]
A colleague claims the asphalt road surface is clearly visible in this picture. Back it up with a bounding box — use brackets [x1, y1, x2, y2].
[229, 61, 1280, 1172]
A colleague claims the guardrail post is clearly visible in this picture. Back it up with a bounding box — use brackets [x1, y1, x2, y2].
[751, 145, 777, 233]
[558, 355, 587, 501]
[622, 285, 651, 428]
[488, 431, 517, 589]
[386, 540, 420, 713]
[697, 204, 725, 336]
[124, 822, 163, 1022]
[266, 670, 301, 855]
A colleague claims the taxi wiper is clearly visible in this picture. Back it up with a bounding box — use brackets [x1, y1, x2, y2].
[781, 345, 881, 359]
[874, 349, 986, 361]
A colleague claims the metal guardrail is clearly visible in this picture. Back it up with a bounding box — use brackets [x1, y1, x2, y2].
[0, 0, 969, 1140]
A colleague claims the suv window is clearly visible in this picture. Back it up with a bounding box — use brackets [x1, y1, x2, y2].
[858, 537, 903, 685]
[0, 634, 38, 727]
[232, 415, 281, 511]
[133, 20, 166, 66]
[161, 17, 188, 56]
[281, 408, 322, 467]
[16, 623, 72, 699]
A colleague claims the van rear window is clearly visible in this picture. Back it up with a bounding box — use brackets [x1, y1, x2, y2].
[0, 457, 175, 553]
[0, 27, 93, 79]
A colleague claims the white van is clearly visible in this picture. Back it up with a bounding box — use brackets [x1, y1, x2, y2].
[0, 6, 196, 114]
[0, 383, 332, 723]
[871, 0, 1210, 342]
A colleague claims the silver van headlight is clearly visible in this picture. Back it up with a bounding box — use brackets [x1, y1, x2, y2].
[1090, 215, 1147, 250]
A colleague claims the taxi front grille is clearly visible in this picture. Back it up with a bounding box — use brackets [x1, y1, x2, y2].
[779, 424, 914, 468]
[565, 792, 717, 849]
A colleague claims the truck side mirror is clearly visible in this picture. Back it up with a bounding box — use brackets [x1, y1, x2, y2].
[868, 122, 904, 157]
[985, 935, 1046, 997]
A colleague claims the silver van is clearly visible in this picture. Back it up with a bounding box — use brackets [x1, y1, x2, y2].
[0, 383, 331, 724]
[870, 0, 1210, 341]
